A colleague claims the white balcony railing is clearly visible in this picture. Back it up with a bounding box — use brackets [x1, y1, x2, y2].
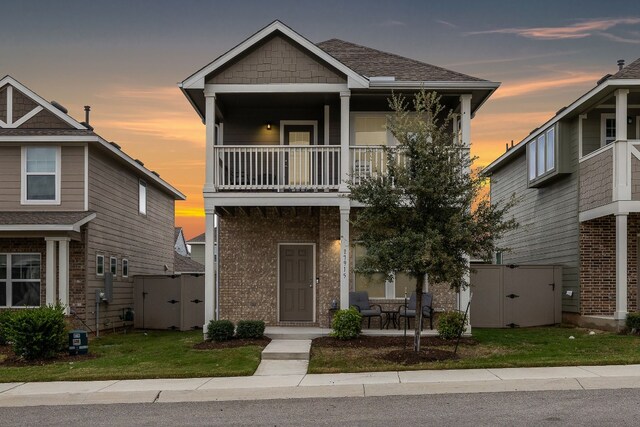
[350, 145, 406, 185]
[213, 145, 341, 190]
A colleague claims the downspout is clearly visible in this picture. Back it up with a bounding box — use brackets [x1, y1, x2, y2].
[215, 219, 220, 320]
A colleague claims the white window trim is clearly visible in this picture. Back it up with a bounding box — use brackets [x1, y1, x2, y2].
[139, 180, 147, 215]
[0, 253, 41, 308]
[601, 113, 616, 147]
[20, 146, 61, 205]
[122, 258, 129, 278]
[110, 257, 117, 276]
[527, 124, 558, 183]
[96, 254, 105, 277]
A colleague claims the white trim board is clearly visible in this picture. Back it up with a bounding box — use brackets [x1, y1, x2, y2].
[279, 120, 319, 146]
[276, 242, 317, 323]
[205, 83, 348, 95]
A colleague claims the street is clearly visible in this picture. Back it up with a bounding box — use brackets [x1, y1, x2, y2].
[2, 389, 640, 426]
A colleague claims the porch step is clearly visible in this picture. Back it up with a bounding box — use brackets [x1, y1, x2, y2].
[254, 360, 309, 376]
[264, 326, 331, 340]
[261, 339, 311, 360]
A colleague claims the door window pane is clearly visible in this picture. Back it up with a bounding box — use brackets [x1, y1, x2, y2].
[354, 116, 387, 146]
[26, 175, 56, 200]
[11, 282, 40, 306]
[11, 254, 40, 280]
[605, 118, 616, 144]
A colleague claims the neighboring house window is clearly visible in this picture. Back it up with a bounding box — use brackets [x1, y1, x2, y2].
[22, 146, 60, 204]
[96, 254, 104, 277]
[0, 253, 41, 307]
[110, 257, 117, 276]
[353, 244, 414, 299]
[527, 126, 557, 182]
[139, 180, 147, 215]
[601, 114, 616, 146]
[122, 259, 129, 278]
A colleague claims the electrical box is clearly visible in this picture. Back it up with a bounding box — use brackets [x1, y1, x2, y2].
[68, 330, 88, 355]
[103, 272, 113, 303]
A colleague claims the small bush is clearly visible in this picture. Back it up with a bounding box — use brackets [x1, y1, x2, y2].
[0, 310, 14, 345]
[437, 311, 467, 340]
[207, 319, 235, 342]
[626, 312, 640, 333]
[331, 307, 362, 340]
[5, 305, 67, 359]
[236, 320, 265, 339]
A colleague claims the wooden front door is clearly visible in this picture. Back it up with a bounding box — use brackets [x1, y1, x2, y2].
[279, 244, 314, 321]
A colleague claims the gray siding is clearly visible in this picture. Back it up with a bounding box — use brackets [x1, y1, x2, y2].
[579, 148, 613, 211]
[0, 144, 85, 211]
[490, 118, 580, 312]
[86, 146, 175, 328]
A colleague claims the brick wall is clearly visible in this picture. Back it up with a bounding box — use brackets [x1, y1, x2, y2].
[580, 214, 638, 315]
[207, 35, 346, 85]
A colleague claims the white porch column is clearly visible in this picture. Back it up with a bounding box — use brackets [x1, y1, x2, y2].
[613, 89, 630, 201]
[45, 238, 57, 306]
[58, 238, 70, 314]
[615, 89, 629, 142]
[204, 208, 217, 329]
[339, 206, 350, 309]
[459, 94, 472, 333]
[615, 213, 628, 320]
[205, 94, 216, 192]
[339, 91, 350, 192]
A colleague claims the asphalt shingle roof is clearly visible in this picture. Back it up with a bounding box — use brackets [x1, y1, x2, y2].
[187, 232, 206, 244]
[0, 211, 94, 225]
[316, 39, 486, 82]
[0, 129, 96, 136]
[612, 57, 640, 79]
[174, 253, 205, 273]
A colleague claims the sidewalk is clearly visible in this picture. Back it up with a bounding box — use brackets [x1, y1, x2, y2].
[2, 364, 640, 407]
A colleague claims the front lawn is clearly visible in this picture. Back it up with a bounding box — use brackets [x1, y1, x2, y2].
[0, 330, 266, 383]
[309, 327, 640, 374]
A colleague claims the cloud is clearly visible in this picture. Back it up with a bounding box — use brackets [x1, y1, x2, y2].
[491, 72, 602, 99]
[435, 19, 457, 28]
[467, 17, 640, 40]
[379, 20, 407, 27]
[445, 50, 581, 67]
[598, 31, 640, 44]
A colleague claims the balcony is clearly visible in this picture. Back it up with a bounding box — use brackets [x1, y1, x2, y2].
[212, 145, 399, 191]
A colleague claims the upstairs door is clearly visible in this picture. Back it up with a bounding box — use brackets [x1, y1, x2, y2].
[279, 244, 314, 322]
[282, 124, 315, 187]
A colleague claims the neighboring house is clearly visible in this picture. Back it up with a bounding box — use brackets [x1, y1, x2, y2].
[484, 58, 640, 330]
[174, 252, 204, 275]
[186, 232, 206, 265]
[0, 76, 185, 331]
[174, 227, 189, 256]
[180, 21, 499, 327]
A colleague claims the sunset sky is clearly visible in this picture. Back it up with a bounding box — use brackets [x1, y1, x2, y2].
[2, 0, 639, 238]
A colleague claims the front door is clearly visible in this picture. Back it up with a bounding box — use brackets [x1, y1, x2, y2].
[283, 125, 314, 186]
[279, 244, 314, 321]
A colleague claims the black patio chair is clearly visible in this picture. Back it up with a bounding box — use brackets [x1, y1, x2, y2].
[397, 292, 434, 330]
[349, 291, 383, 329]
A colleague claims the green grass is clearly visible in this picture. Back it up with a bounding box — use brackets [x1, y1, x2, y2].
[309, 327, 640, 374]
[0, 330, 265, 383]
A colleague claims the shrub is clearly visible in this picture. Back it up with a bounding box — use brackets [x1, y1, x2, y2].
[236, 320, 265, 339]
[626, 312, 640, 333]
[0, 310, 14, 345]
[331, 307, 362, 340]
[5, 305, 67, 359]
[207, 319, 235, 342]
[437, 311, 467, 340]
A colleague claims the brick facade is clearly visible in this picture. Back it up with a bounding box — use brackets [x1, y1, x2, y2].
[580, 214, 638, 315]
[218, 207, 458, 327]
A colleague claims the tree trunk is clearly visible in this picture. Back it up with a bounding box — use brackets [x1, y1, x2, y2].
[414, 274, 425, 352]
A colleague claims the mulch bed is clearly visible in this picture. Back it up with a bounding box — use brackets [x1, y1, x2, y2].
[0, 345, 97, 367]
[193, 337, 271, 350]
[313, 335, 477, 349]
[383, 348, 459, 364]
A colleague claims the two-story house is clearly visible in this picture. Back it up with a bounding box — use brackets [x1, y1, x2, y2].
[0, 75, 185, 332]
[485, 58, 640, 330]
[180, 21, 499, 328]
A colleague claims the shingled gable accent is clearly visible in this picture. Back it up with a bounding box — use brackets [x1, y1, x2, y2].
[207, 33, 347, 85]
[0, 76, 87, 130]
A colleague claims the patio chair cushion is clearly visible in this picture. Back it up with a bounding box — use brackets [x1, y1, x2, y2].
[349, 291, 372, 311]
[401, 292, 433, 317]
[359, 308, 381, 317]
[399, 307, 416, 317]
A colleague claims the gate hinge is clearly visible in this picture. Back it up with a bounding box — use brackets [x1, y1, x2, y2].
[167, 299, 179, 304]
[506, 293, 519, 299]
[506, 323, 520, 328]
[548, 283, 555, 291]
[191, 299, 203, 304]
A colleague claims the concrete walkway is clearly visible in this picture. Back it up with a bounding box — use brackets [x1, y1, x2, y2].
[3, 364, 640, 407]
[254, 339, 311, 376]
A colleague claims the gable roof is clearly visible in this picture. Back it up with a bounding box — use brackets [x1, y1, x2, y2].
[483, 57, 640, 175]
[187, 232, 206, 244]
[0, 76, 186, 200]
[316, 39, 486, 82]
[174, 253, 205, 274]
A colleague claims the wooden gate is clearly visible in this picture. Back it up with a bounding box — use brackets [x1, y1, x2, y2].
[470, 264, 562, 328]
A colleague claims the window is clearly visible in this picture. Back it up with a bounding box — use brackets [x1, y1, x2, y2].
[122, 259, 129, 278]
[601, 114, 616, 146]
[139, 180, 147, 215]
[353, 244, 416, 299]
[22, 146, 60, 204]
[96, 254, 104, 277]
[353, 116, 388, 146]
[0, 253, 41, 307]
[527, 125, 557, 182]
[110, 257, 117, 276]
